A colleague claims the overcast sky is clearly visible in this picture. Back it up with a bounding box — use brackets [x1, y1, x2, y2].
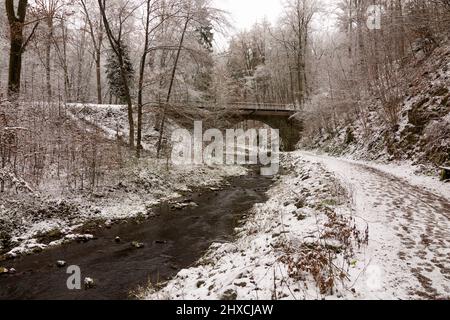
[212, 0, 338, 50]
[214, 0, 284, 31]
[212, 0, 284, 50]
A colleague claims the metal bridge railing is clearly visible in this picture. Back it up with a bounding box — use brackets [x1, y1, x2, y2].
[226, 102, 297, 111]
[66, 101, 299, 112]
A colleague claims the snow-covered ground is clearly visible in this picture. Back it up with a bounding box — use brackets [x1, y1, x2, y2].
[300, 151, 450, 299]
[66, 103, 166, 152]
[306, 150, 450, 201]
[141, 151, 450, 300]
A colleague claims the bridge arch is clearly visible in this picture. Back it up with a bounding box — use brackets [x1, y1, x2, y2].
[227, 113, 303, 152]
[162, 101, 303, 152]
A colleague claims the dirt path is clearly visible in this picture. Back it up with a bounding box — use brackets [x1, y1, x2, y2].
[301, 152, 450, 299]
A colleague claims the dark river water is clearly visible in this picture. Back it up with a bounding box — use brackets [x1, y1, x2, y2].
[0, 170, 273, 300]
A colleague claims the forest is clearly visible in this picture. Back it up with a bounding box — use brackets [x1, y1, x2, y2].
[0, 0, 449, 301]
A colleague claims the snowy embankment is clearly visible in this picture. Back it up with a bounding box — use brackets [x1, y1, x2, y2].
[142, 153, 369, 300]
[66, 103, 168, 152]
[302, 44, 449, 169]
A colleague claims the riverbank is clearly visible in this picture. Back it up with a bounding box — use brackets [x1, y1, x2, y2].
[0, 159, 246, 259]
[141, 153, 367, 300]
[0, 168, 271, 300]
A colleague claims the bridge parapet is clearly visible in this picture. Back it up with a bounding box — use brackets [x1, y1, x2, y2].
[227, 102, 298, 112]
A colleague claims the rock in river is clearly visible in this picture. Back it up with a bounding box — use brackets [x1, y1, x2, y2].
[56, 260, 67, 268]
[131, 241, 145, 249]
[84, 277, 95, 289]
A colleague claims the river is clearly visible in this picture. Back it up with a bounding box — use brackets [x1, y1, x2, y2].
[0, 169, 274, 300]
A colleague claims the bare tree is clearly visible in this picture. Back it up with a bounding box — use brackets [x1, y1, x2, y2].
[156, 3, 192, 157]
[80, 0, 104, 104]
[137, 0, 155, 157]
[285, 0, 319, 107]
[34, 0, 67, 102]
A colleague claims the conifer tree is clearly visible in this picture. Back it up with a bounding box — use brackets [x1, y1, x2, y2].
[105, 43, 135, 104]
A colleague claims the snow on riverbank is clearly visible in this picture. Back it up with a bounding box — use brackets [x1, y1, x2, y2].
[0, 158, 246, 259]
[141, 153, 369, 300]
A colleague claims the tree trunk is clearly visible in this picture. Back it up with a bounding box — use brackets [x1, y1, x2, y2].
[156, 15, 190, 157]
[46, 17, 53, 102]
[98, 0, 135, 148]
[80, 0, 103, 104]
[356, 0, 367, 88]
[95, 54, 102, 104]
[8, 28, 24, 99]
[6, 0, 28, 100]
[137, 0, 152, 158]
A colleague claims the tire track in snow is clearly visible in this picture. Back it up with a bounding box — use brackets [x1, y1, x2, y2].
[300, 152, 450, 299]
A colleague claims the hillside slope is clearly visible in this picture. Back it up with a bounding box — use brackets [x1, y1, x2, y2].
[302, 44, 450, 171]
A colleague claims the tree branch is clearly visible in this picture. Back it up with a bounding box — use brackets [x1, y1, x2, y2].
[20, 22, 40, 52]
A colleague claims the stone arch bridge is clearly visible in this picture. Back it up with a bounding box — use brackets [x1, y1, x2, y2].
[155, 101, 303, 151]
